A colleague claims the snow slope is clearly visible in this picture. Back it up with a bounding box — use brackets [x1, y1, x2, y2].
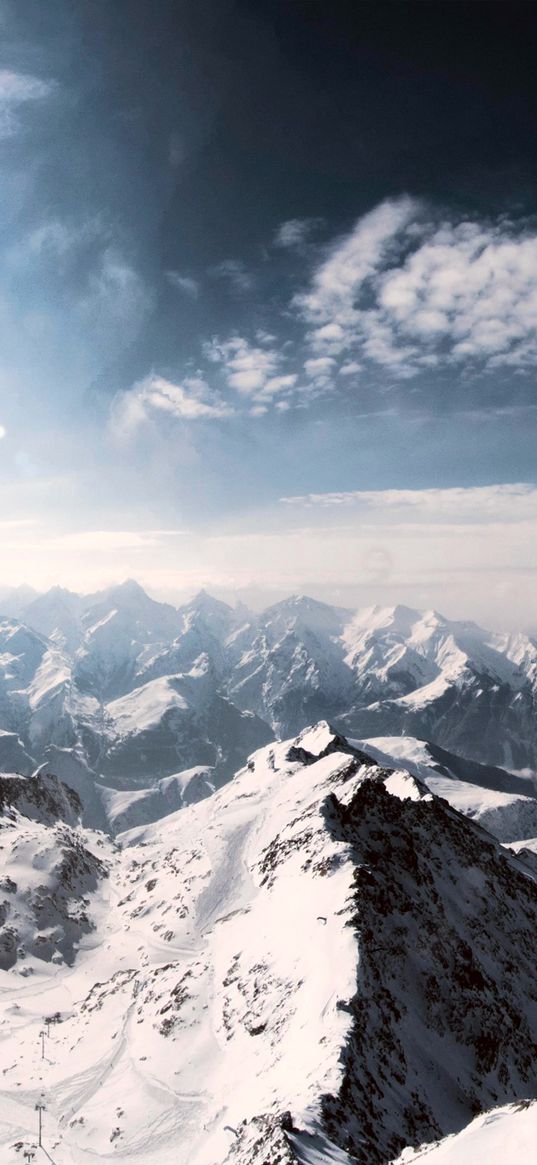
[358, 736, 537, 842]
[394, 1100, 537, 1164]
[99, 767, 216, 833]
[1, 723, 537, 1164]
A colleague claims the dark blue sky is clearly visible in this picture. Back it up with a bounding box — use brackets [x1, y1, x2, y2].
[1, 1, 536, 625]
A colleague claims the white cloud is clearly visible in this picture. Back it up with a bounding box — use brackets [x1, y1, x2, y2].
[306, 322, 347, 353]
[294, 196, 418, 343]
[166, 271, 199, 298]
[0, 69, 55, 138]
[110, 374, 232, 439]
[0, 71, 52, 102]
[304, 357, 335, 378]
[0, 424, 6, 439]
[295, 199, 537, 375]
[261, 374, 297, 398]
[168, 131, 184, 168]
[204, 336, 288, 402]
[19, 220, 82, 258]
[273, 217, 319, 249]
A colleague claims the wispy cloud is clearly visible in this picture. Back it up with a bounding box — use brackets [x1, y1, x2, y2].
[5, 216, 152, 357]
[281, 483, 537, 522]
[110, 373, 232, 439]
[47, 529, 183, 551]
[0, 424, 5, 440]
[166, 271, 199, 298]
[209, 259, 254, 293]
[0, 517, 36, 530]
[0, 69, 55, 138]
[6, 217, 103, 272]
[79, 247, 152, 345]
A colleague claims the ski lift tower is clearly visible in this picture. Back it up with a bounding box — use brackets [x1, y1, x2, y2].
[35, 1100, 46, 1147]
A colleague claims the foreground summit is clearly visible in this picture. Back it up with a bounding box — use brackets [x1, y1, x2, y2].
[1, 722, 536, 1163]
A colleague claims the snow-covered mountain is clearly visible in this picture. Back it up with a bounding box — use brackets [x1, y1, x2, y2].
[2, 580, 537, 1163]
[1, 722, 537, 1164]
[0, 587, 273, 810]
[5, 587, 537, 778]
[3, 584, 537, 787]
[0, 584, 38, 617]
[338, 605, 537, 770]
[20, 586, 84, 651]
[228, 597, 537, 769]
[228, 595, 355, 737]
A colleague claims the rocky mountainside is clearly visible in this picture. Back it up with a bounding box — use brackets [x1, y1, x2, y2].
[0, 772, 109, 972]
[1, 723, 537, 1164]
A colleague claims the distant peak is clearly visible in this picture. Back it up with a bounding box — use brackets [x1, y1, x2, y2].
[189, 590, 233, 612]
[116, 578, 147, 595]
[41, 585, 77, 600]
[271, 593, 327, 612]
[103, 579, 150, 603]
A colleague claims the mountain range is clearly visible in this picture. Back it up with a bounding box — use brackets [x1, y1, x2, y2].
[0, 581, 537, 829]
[1, 582, 537, 1162]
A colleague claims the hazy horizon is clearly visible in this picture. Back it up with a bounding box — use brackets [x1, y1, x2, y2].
[0, 570, 535, 635]
[1, 3, 536, 630]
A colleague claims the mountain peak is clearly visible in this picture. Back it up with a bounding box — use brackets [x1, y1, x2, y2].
[26, 584, 80, 607]
[112, 578, 149, 598]
[273, 593, 328, 610]
[261, 593, 353, 639]
[189, 589, 233, 611]
[86, 578, 163, 613]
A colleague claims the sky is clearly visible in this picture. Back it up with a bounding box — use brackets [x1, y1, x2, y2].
[1, 0, 537, 627]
